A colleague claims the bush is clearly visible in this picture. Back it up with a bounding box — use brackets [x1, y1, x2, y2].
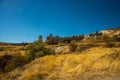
[69, 40, 77, 52]
[26, 47, 55, 60]
[76, 44, 86, 52]
[26, 36, 55, 60]
[43, 48, 55, 55]
[36, 51, 45, 58]
[102, 42, 115, 48]
[58, 42, 64, 46]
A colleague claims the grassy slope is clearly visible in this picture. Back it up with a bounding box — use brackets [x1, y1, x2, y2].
[1, 47, 120, 80]
[0, 45, 26, 56]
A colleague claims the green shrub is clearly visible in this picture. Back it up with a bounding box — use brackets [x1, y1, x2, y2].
[43, 48, 55, 55]
[26, 43, 55, 60]
[58, 42, 64, 46]
[26, 36, 55, 60]
[36, 51, 45, 58]
[69, 40, 77, 52]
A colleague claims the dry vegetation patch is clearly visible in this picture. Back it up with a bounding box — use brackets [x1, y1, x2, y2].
[1, 47, 120, 80]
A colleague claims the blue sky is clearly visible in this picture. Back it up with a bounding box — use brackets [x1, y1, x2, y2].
[0, 0, 120, 42]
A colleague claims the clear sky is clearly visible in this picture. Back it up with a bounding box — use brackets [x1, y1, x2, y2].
[0, 0, 120, 42]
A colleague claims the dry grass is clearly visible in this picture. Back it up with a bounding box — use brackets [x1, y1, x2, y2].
[1, 47, 120, 80]
[0, 45, 26, 56]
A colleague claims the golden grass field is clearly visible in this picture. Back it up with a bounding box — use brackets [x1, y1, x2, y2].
[0, 45, 26, 56]
[0, 45, 120, 80]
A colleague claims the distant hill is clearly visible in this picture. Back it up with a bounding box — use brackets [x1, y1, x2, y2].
[0, 42, 28, 46]
[1, 26, 120, 44]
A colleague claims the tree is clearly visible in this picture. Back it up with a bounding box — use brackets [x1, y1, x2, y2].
[26, 35, 55, 60]
[46, 34, 54, 45]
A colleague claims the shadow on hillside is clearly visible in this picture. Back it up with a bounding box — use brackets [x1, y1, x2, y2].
[0, 53, 32, 73]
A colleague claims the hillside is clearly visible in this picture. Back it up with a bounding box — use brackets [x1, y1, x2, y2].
[0, 27, 120, 80]
[100, 27, 120, 36]
[0, 47, 120, 80]
[0, 45, 26, 56]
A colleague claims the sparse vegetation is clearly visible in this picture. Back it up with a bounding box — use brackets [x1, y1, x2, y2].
[76, 43, 93, 52]
[0, 47, 120, 80]
[1, 27, 120, 80]
[0, 53, 27, 73]
[69, 40, 77, 52]
[26, 36, 55, 60]
[102, 42, 115, 48]
[58, 42, 65, 46]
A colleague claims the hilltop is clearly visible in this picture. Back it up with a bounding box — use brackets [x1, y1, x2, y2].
[100, 27, 120, 36]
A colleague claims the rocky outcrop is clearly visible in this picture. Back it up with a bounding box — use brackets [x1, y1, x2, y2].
[55, 45, 70, 54]
[100, 27, 120, 36]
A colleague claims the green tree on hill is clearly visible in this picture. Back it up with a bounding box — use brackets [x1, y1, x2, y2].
[26, 35, 55, 60]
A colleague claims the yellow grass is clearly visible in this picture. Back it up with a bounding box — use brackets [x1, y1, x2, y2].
[1, 47, 120, 80]
[0, 45, 26, 56]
